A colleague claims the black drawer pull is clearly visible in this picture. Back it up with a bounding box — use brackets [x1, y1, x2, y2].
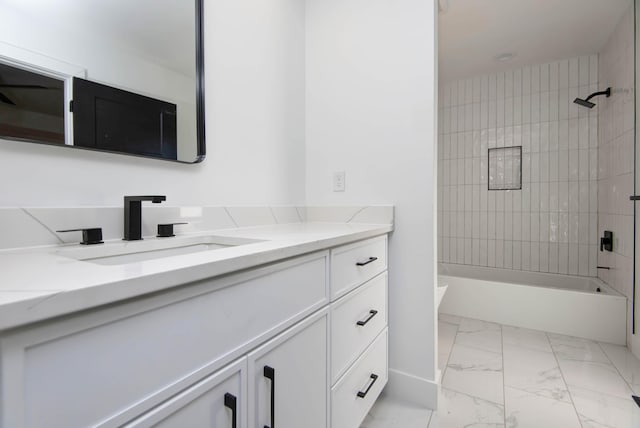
[224, 393, 237, 428]
[357, 310, 379, 326]
[356, 373, 379, 398]
[264, 365, 275, 428]
[356, 257, 378, 266]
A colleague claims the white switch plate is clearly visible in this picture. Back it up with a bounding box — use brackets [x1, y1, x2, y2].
[333, 171, 346, 192]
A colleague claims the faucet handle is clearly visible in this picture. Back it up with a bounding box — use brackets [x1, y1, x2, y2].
[157, 223, 188, 238]
[57, 228, 104, 245]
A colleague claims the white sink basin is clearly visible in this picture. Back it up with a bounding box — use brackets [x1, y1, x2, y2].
[57, 235, 262, 266]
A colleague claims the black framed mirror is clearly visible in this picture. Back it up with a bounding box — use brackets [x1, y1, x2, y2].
[0, 0, 205, 163]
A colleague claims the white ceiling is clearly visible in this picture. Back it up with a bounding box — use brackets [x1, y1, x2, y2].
[439, 0, 632, 83]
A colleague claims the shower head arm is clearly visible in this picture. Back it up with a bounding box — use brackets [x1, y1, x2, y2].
[584, 87, 611, 102]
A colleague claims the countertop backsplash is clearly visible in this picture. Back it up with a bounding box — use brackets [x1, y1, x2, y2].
[0, 205, 394, 250]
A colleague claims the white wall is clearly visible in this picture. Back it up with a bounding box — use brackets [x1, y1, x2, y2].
[438, 56, 600, 276]
[597, 5, 636, 349]
[0, 0, 306, 207]
[306, 0, 439, 408]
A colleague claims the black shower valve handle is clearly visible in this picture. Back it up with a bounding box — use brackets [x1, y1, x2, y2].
[600, 231, 613, 252]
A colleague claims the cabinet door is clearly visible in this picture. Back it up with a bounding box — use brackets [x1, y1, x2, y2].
[125, 358, 247, 428]
[248, 310, 328, 428]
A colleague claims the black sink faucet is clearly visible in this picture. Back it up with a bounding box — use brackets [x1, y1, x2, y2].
[124, 195, 166, 240]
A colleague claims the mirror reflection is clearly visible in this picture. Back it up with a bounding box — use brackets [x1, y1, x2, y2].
[0, 0, 204, 163]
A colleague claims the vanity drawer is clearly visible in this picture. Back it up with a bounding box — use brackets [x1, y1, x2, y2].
[331, 329, 388, 428]
[330, 236, 387, 300]
[331, 272, 387, 383]
[1, 252, 328, 428]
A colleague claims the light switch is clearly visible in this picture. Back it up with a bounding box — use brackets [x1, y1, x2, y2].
[333, 171, 346, 192]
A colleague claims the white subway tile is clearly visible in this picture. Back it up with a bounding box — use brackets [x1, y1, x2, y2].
[589, 55, 598, 85]
[458, 80, 466, 105]
[496, 211, 505, 240]
[522, 242, 531, 270]
[579, 56, 590, 86]
[530, 242, 540, 271]
[578, 244, 590, 276]
[464, 238, 472, 264]
[568, 243, 579, 274]
[513, 242, 522, 270]
[473, 77, 481, 103]
[540, 242, 549, 272]
[505, 70, 513, 98]
[495, 238, 505, 268]
[549, 243, 559, 273]
[457, 237, 465, 263]
[488, 239, 496, 267]
[513, 69, 522, 97]
[472, 239, 480, 265]
[531, 65, 540, 93]
[569, 57, 579, 87]
[504, 240, 513, 269]
[559, 60, 569, 89]
[480, 239, 488, 266]
[558, 243, 569, 273]
[481, 75, 489, 101]
[540, 63, 550, 92]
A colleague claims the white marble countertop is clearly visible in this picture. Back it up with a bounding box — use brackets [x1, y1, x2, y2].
[0, 222, 392, 331]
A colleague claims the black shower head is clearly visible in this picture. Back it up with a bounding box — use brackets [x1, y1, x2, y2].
[574, 87, 611, 109]
[573, 98, 596, 109]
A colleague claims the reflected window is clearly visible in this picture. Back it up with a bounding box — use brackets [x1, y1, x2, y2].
[0, 63, 64, 145]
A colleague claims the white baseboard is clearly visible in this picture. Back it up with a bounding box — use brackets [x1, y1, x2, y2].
[383, 368, 438, 410]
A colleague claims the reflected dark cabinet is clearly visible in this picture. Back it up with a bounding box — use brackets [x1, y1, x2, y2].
[72, 78, 178, 160]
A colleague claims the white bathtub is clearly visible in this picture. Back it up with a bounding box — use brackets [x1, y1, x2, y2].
[438, 263, 627, 344]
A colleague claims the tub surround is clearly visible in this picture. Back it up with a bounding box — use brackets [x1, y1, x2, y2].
[438, 55, 600, 277]
[0, 205, 392, 330]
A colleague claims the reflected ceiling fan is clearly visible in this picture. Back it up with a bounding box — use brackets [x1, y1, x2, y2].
[0, 84, 53, 106]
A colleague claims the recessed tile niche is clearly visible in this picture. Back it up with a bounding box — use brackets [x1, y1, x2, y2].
[488, 146, 522, 190]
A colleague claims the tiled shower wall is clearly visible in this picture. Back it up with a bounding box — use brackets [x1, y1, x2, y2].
[437, 56, 599, 276]
[597, 6, 635, 325]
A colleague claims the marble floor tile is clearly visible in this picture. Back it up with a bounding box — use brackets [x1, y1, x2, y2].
[438, 318, 458, 372]
[428, 387, 504, 428]
[442, 343, 504, 404]
[502, 325, 553, 353]
[599, 342, 640, 392]
[569, 385, 640, 428]
[360, 393, 433, 428]
[504, 386, 581, 428]
[438, 313, 462, 325]
[558, 358, 633, 399]
[503, 343, 571, 402]
[548, 333, 610, 363]
[455, 318, 503, 353]
[458, 317, 502, 332]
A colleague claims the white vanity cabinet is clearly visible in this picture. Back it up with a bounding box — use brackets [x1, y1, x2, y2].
[0, 234, 389, 428]
[248, 311, 329, 428]
[124, 358, 247, 428]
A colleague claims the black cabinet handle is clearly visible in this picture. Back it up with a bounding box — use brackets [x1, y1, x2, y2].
[356, 256, 378, 266]
[357, 310, 379, 326]
[263, 365, 275, 428]
[356, 374, 379, 398]
[224, 393, 237, 428]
